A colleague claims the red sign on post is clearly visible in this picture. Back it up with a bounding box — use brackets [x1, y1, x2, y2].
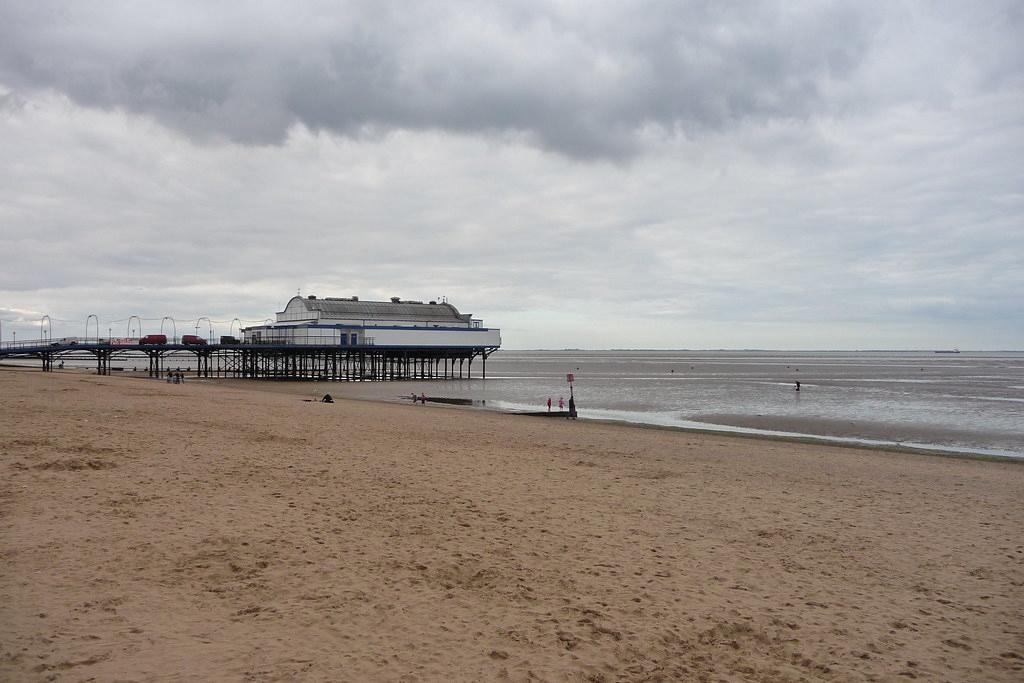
[566, 373, 574, 383]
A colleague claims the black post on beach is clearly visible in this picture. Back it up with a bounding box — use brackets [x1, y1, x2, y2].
[567, 372, 578, 419]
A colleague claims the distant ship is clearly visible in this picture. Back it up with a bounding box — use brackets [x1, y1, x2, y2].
[934, 349, 960, 354]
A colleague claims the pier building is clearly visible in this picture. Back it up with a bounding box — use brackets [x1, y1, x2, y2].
[242, 295, 501, 348]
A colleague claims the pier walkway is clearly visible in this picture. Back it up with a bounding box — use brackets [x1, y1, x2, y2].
[0, 338, 496, 381]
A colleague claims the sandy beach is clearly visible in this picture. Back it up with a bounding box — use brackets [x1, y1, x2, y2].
[2, 368, 1022, 681]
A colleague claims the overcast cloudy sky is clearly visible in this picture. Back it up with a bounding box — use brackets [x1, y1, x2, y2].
[1, 1, 1021, 349]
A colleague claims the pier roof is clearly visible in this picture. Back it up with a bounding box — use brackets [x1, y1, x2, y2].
[284, 296, 472, 324]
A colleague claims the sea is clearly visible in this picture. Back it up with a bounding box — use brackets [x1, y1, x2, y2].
[318, 350, 1024, 460]
[11, 349, 1023, 459]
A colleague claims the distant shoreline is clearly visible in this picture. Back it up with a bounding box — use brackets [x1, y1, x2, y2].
[200, 376, 1024, 463]
[5, 363, 1021, 462]
[113, 368, 1024, 462]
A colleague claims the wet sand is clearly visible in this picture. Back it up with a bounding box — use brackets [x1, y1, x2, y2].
[209, 373, 1024, 459]
[2, 368, 1023, 681]
[690, 412, 1016, 456]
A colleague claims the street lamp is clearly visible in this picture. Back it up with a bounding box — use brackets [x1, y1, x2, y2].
[127, 315, 142, 339]
[85, 314, 98, 340]
[160, 317, 177, 343]
[195, 317, 212, 342]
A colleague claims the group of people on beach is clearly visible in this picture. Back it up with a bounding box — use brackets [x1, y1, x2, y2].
[165, 369, 185, 384]
[411, 392, 427, 405]
[546, 395, 577, 419]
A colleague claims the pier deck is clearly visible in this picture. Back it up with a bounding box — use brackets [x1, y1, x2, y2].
[0, 340, 496, 380]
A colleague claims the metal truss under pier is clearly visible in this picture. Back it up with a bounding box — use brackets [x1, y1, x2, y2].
[0, 341, 497, 381]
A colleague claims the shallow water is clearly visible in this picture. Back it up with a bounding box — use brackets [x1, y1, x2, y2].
[20, 349, 1024, 458]
[316, 350, 1024, 459]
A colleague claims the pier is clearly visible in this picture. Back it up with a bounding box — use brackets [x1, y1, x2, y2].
[0, 339, 496, 381]
[0, 294, 500, 381]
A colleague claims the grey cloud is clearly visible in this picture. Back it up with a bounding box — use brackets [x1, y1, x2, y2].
[1, 3, 1022, 349]
[0, 0, 916, 158]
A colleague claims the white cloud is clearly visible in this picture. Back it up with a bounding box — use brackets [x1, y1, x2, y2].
[0, 1, 1022, 348]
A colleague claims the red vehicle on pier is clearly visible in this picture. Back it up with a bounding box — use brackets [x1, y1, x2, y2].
[181, 334, 207, 345]
[139, 334, 167, 345]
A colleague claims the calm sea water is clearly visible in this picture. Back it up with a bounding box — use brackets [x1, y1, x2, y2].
[326, 350, 1024, 459]
[19, 349, 1023, 458]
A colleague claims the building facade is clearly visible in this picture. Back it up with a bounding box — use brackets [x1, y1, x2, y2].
[241, 295, 501, 349]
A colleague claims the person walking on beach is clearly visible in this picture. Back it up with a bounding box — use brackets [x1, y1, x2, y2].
[558, 396, 565, 411]
[420, 392, 427, 405]
[547, 397, 552, 412]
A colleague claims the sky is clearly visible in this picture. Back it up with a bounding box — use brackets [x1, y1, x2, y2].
[1, 1, 1022, 350]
